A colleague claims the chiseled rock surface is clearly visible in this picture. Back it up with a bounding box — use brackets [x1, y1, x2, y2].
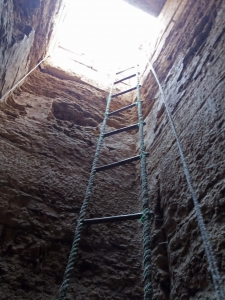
[0, 0, 63, 97]
[123, 0, 166, 17]
[0, 69, 144, 299]
[139, 0, 225, 299]
[1, 0, 225, 299]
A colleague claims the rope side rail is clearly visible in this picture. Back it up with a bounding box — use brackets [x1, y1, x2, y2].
[58, 78, 115, 300]
[136, 66, 153, 300]
[0, 54, 49, 103]
[150, 64, 225, 300]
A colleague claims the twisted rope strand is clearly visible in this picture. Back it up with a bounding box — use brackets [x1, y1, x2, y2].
[150, 64, 225, 300]
[59, 79, 114, 300]
[0, 55, 49, 103]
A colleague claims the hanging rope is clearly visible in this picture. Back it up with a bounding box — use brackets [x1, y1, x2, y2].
[58, 79, 114, 300]
[150, 63, 225, 300]
[0, 55, 49, 103]
[136, 65, 153, 300]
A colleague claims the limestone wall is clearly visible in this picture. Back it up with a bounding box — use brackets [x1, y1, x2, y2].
[0, 0, 225, 299]
[0, 0, 65, 98]
[0, 68, 144, 299]
[140, 0, 225, 298]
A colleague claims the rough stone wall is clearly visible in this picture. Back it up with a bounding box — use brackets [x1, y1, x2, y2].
[0, 0, 64, 97]
[139, 0, 225, 299]
[0, 68, 144, 299]
[1, 0, 225, 299]
[123, 0, 166, 17]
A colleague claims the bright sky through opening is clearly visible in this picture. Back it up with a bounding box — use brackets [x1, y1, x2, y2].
[58, 0, 160, 72]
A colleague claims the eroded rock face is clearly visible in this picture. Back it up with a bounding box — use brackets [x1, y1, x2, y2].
[1, 0, 225, 299]
[0, 69, 144, 299]
[140, 0, 225, 299]
[123, 0, 166, 17]
[0, 0, 64, 97]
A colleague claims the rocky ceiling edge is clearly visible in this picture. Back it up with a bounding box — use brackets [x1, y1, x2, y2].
[122, 0, 166, 17]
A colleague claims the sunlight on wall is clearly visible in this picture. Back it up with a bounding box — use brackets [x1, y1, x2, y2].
[55, 0, 161, 73]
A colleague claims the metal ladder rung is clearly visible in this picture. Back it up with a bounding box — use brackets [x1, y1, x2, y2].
[112, 85, 141, 98]
[114, 74, 136, 85]
[83, 213, 142, 225]
[108, 101, 143, 116]
[95, 155, 142, 172]
[104, 122, 145, 138]
[116, 66, 135, 75]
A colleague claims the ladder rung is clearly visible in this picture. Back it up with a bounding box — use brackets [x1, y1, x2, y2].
[116, 66, 135, 75]
[95, 155, 141, 172]
[114, 74, 136, 85]
[108, 101, 143, 116]
[104, 122, 146, 138]
[83, 213, 142, 225]
[112, 85, 141, 98]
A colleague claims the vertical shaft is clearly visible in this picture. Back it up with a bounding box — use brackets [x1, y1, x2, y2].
[136, 65, 153, 300]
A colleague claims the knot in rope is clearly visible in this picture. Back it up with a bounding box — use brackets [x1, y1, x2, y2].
[140, 208, 154, 223]
[140, 151, 148, 159]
